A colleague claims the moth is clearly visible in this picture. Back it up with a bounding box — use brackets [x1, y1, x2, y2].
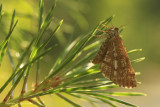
[92, 26, 137, 88]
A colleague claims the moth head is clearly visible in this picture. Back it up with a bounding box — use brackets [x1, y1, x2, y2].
[114, 27, 119, 31]
[107, 27, 119, 37]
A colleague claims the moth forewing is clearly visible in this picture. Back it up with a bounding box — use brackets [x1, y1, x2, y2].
[92, 28, 115, 64]
[92, 38, 110, 64]
[92, 27, 137, 88]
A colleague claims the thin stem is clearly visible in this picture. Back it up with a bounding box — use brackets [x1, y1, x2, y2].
[36, 60, 40, 86]
[3, 69, 26, 102]
[7, 49, 16, 99]
[36, 97, 45, 106]
[20, 66, 31, 95]
[28, 99, 44, 107]
[56, 93, 81, 107]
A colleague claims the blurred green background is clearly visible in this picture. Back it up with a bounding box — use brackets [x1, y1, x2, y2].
[0, 0, 160, 107]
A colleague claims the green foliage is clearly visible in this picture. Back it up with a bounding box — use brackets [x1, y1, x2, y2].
[0, 10, 18, 65]
[0, 1, 145, 107]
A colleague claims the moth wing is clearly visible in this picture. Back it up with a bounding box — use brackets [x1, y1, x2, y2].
[100, 35, 137, 88]
[92, 38, 110, 64]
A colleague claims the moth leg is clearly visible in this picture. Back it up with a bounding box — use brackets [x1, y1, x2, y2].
[96, 28, 109, 33]
[101, 23, 113, 29]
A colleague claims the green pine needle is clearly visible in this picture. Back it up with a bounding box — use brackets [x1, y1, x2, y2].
[0, 1, 146, 107]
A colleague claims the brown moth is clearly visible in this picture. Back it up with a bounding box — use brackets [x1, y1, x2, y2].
[92, 27, 137, 88]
